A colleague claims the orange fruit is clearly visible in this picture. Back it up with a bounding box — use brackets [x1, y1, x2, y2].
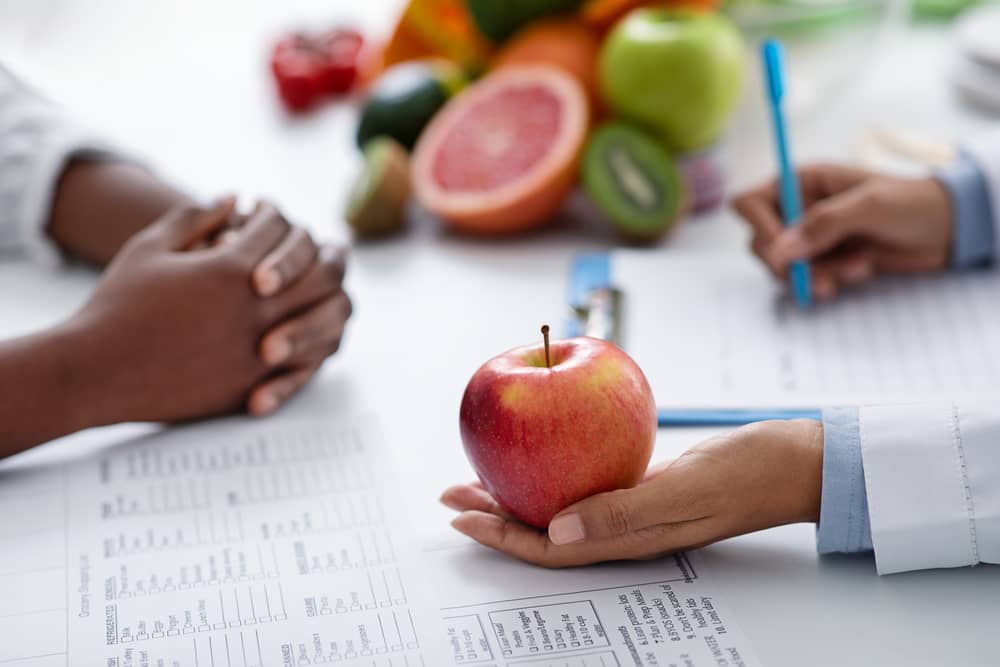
[581, 0, 720, 31]
[380, 0, 492, 71]
[492, 18, 602, 108]
[412, 65, 590, 235]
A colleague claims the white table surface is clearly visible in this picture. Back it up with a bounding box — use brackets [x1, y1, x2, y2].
[1, 1, 999, 665]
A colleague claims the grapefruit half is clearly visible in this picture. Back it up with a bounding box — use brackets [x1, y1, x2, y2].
[412, 65, 590, 234]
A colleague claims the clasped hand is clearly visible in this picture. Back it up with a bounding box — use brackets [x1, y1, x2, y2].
[71, 197, 351, 426]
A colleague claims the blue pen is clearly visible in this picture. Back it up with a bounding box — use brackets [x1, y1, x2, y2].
[658, 407, 823, 428]
[762, 40, 812, 308]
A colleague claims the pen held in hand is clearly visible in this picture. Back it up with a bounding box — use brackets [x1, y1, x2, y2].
[762, 39, 813, 309]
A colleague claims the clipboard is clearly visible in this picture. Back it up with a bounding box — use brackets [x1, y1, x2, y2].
[567, 253, 823, 428]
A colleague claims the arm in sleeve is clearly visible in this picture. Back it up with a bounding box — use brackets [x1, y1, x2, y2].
[816, 406, 874, 555]
[0, 64, 121, 266]
[858, 401, 1000, 574]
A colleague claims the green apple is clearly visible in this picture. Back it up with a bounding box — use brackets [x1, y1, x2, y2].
[599, 9, 745, 153]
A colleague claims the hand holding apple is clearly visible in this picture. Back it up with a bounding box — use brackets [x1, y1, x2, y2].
[442, 419, 824, 567]
[456, 327, 657, 529]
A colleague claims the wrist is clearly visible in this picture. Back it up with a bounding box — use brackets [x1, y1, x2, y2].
[48, 161, 191, 265]
[915, 176, 955, 266]
[50, 313, 123, 431]
[0, 317, 114, 456]
[792, 419, 825, 524]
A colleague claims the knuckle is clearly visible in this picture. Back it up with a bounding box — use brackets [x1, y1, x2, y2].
[169, 203, 204, 220]
[271, 215, 291, 238]
[602, 495, 633, 537]
[278, 321, 304, 351]
[730, 194, 750, 214]
[810, 207, 835, 227]
[255, 203, 288, 232]
[125, 228, 158, 253]
[861, 181, 890, 209]
[536, 537, 567, 569]
[293, 225, 316, 250]
[275, 230, 317, 278]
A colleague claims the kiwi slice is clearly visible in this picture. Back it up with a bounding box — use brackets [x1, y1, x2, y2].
[582, 122, 685, 242]
[345, 137, 411, 238]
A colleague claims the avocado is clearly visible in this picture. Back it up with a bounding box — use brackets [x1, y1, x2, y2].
[356, 60, 466, 151]
[466, 0, 583, 43]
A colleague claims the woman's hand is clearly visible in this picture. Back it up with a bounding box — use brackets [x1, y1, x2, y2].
[732, 164, 953, 302]
[70, 199, 350, 425]
[441, 419, 824, 568]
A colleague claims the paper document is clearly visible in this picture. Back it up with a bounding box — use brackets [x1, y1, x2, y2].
[616, 250, 1000, 407]
[0, 417, 759, 666]
[428, 546, 758, 666]
[0, 418, 437, 666]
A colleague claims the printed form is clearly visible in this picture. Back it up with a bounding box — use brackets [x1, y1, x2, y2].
[0, 417, 759, 667]
[616, 250, 1000, 408]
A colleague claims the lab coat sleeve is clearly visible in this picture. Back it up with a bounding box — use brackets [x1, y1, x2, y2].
[0, 64, 120, 266]
[962, 130, 1000, 263]
[859, 401, 1000, 574]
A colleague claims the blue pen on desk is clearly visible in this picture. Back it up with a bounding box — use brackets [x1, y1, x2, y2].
[762, 40, 812, 308]
[658, 407, 823, 428]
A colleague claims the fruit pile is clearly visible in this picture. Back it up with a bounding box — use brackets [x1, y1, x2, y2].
[273, 1, 746, 241]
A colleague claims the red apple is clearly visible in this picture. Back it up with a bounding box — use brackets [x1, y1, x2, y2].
[459, 332, 657, 528]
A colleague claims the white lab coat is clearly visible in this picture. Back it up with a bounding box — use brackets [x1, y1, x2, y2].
[862, 133, 1000, 574]
[0, 65, 115, 265]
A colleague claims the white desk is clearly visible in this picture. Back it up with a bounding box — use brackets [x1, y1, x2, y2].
[1, 1, 998, 664]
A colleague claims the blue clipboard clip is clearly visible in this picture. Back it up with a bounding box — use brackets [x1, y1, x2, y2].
[567, 253, 623, 345]
[568, 253, 822, 428]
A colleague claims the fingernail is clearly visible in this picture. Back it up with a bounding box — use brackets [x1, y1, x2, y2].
[256, 267, 281, 296]
[254, 392, 278, 415]
[264, 337, 292, 365]
[548, 513, 585, 545]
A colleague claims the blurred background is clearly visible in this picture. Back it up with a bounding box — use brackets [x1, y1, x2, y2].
[1, 0, 998, 253]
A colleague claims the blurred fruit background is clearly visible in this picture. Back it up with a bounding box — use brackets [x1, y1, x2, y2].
[5, 0, 994, 252]
[322, 0, 754, 243]
[263, 0, 952, 245]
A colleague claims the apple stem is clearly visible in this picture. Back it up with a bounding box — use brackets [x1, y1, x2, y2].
[541, 324, 551, 369]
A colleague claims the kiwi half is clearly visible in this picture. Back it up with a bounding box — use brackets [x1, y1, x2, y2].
[345, 137, 411, 239]
[582, 122, 685, 242]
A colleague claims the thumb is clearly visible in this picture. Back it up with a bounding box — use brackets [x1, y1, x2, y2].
[769, 187, 875, 266]
[148, 196, 236, 251]
[547, 480, 667, 546]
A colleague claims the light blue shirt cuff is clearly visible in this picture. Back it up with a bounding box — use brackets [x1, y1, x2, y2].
[816, 407, 873, 554]
[935, 152, 995, 270]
